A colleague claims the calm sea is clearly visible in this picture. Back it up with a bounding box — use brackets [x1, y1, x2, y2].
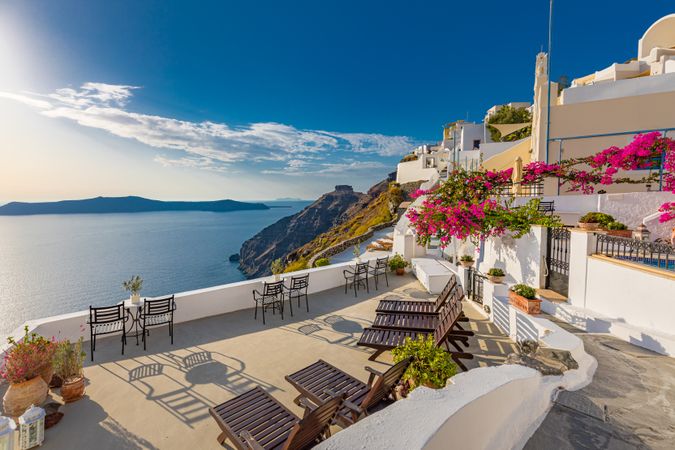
[0, 201, 310, 337]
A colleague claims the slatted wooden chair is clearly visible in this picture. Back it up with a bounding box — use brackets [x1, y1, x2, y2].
[375, 274, 457, 315]
[285, 357, 411, 428]
[368, 256, 389, 290]
[358, 298, 474, 370]
[372, 284, 469, 332]
[253, 280, 286, 324]
[343, 262, 370, 297]
[209, 386, 344, 450]
[139, 295, 176, 351]
[285, 274, 310, 313]
[88, 304, 128, 361]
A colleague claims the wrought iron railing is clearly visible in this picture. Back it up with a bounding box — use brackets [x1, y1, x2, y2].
[468, 268, 486, 305]
[595, 234, 674, 272]
[494, 180, 544, 197]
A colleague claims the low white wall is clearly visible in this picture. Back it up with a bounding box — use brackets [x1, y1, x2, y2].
[396, 160, 438, 184]
[478, 226, 546, 288]
[0, 262, 358, 354]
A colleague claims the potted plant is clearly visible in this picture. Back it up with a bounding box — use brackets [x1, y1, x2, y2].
[270, 259, 285, 281]
[353, 244, 362, 264]
[53, 338, 86, 403]
[577, 212, 614, 231]
[459, 254, 475, 268]
[605, 221, 632, 238]
[508, 284, 541, 314]
[122, 275, 143, 304]
[391, 335, 457, 392]
[388, 254, 409, 275]
[1, 327, 54, 417]
[486, 268, 506, 284]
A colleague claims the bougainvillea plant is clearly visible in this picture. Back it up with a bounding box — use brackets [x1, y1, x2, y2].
[0, 326, 56, 384]
[523, 132, 675, 223]
[407, 167, 561, 247]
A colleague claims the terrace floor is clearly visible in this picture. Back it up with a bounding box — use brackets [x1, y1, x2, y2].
[8, 274, 516, 450]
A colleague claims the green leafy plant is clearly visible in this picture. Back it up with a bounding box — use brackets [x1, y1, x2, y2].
[270, 259, 285, 275]
[52, 338, 86, 382]
[487, 268, 505, 277]
[122, 275, 143, 294]
[487, 105, 532, 142]
[579, 212, 614, 226]
[392, 335, 457, 390]
[352, 243, 361, 259]
[314, 257, 330, 267]
[605, 221, 627, 230]
[459, 254, 474, 263]
[1, 326, 56, 384]
[388, 254, 409, 271]
[510, 284, 537, 300]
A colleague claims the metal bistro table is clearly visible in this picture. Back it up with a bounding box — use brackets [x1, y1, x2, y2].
[123, 298, 145, 345]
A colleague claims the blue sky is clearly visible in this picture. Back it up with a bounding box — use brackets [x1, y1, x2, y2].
[0, 1, 672, 202]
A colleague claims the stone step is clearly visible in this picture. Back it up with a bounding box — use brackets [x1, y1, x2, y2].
[537, 289, 568, 303]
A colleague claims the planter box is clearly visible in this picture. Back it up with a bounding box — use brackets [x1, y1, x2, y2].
[509, 291, 541, 315]
[577, 222, 599, 231]
[606, 229, 633, 238]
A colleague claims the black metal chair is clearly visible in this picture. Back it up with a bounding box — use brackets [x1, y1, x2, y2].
[88, 304, 128, 361]
[368, 256, 389, 290]
[139, 295, 176, 350]
[252, 280, 286, 324]
[343, 262, 370, 297]
[286, 274, 310, 313]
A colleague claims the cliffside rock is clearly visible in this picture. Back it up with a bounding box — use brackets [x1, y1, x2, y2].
[505, 340, 578, 376]
[238, 186, 366, 278]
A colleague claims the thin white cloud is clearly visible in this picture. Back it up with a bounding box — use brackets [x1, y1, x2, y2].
[0, 83, 415, 172]
[262, 160, 389, 176]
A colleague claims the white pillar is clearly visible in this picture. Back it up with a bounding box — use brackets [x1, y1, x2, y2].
[567, 229, 597, 308]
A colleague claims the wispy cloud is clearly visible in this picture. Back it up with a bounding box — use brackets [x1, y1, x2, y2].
[0, 83, 415, 173]
[261, 160, 389, 176]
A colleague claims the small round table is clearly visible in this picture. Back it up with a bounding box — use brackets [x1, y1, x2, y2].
[123, 298, 145, 345]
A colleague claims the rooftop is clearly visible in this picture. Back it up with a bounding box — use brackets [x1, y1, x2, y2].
[8, 274, 514, 449]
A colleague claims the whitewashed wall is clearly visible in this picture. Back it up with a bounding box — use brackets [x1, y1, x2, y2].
[396, 159, 438, 184]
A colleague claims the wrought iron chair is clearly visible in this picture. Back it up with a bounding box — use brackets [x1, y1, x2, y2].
[286, 274, 310, 313]
[343, 262, 370, 297]
[88, 304, 128, 361]
[252, 280, 286, 324]
[368, 256, 389, 290]
[139, 295, 176, 350]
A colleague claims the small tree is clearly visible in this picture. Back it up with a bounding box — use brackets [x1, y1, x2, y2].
[392, 335, 457, 390]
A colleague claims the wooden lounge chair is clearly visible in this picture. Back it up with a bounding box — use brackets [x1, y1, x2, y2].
[209, 386, 344, 450]
[358, 298, 474, 370]
[375, 274, 457, 315]
[372, 284, 469, 332]
[285, 357, 411, 428]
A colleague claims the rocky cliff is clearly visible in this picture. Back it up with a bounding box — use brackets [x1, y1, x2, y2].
[238, 185, 367, 278]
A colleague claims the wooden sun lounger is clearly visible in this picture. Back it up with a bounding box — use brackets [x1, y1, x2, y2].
[285, 357, 411, 428]
[375, 274, 457, 315]
[372, 285, 469, 332]
[209, 386, 344, 450]
[358, 298, 474, 370]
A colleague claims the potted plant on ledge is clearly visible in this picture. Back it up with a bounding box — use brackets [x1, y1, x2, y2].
[486, 268, 506, 284]
[605, 221, 632, 238]
[388, 254, 409, 275]
[53, 337, 87, 403]
[123, 275, 143, 304]
[577, 212, 614, 231]
[270, 259, 285, 281]
[508, 284, 541, 315]
[1, 327, 54, 417]
[392, 335, 457, 394]
[459, 254, 475, 268]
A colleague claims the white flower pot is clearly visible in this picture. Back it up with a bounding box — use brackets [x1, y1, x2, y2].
[131, 293, 141, 304]
[274, 274, 281, 282]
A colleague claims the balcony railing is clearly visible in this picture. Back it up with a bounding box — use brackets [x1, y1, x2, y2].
[595, 234, 674, 272]
[494, 181, 544, 197]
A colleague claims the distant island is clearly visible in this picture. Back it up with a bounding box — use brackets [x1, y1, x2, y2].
[0, 196, 269, 216]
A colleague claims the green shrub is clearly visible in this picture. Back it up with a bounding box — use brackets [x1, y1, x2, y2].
[314, 257, 330, 267]
[388, 254, 409, 271]
[53, 338, 86, 382]
[392, 335, 457, 390]
[270, 258, 285, 275]
[606, 221, 627, 230]
[579, 212, 614, 226]
[460, 254, 474, 262]
[487, 268, 505, 277]
[510, 284, 537, 299]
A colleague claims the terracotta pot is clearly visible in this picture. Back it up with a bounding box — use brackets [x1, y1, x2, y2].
[395, 268, 405, 276]
[509, 291, 541, 315]
[2, 376, 49, 417]
[606, 229, 633, 238]
[39, 364, 54, 385]
[61, 376, 85, 403]
[487, 275, 505, 284]
[577, 222, 599, 231]
[460, 261, 474, 268]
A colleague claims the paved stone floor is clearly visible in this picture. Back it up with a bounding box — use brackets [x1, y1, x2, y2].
[526, 317, 675, 450]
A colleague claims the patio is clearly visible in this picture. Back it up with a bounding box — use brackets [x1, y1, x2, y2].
[8, 274, 516, 450]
